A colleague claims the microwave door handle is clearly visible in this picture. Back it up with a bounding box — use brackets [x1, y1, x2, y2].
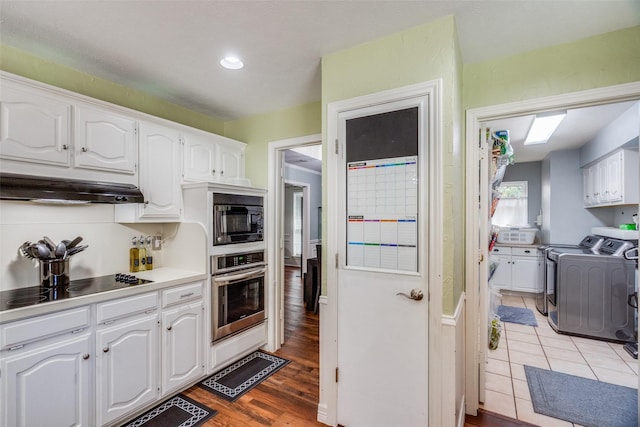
[213, 267, 267, 284]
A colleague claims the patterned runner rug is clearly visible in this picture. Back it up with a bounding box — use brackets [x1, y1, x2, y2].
[122, 393, 216, 427]
[199, 350, 290, 401]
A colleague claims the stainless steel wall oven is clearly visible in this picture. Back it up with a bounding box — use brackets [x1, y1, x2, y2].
[211, 250, 266, 342]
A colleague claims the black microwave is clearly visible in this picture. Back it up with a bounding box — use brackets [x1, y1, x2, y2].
[212, 193, 264, 245]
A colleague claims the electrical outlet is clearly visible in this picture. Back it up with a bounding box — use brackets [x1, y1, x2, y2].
[152, 235, 162, 250]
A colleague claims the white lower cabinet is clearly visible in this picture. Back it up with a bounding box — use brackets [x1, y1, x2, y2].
[1, 281, 207, 427]
[95, 293, 160, 426]
[0, 334, 92, 427]
[489, 246, 538, 292]
[0, 306, 92, 427]
[161, 301, 204, 395]
[160, 281, 204, 396]
[96, 313, 160, 426]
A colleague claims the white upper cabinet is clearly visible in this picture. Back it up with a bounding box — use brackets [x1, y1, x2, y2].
[0, 74, 139, 185]
[74, 102, 138, 175]
[0, 79, 72, 167]
[583, 149, 638, 207]
[182, 131, 245, 183]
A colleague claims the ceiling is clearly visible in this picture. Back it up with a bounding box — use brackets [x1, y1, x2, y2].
[1, 1, 639, 122]
[485, 101, 638, 164]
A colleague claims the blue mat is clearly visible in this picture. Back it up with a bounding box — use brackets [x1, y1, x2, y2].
[525, 365, 638, 427]
[497, 305, 538, 327]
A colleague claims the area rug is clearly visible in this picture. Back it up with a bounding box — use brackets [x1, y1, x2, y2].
[199, 350, 290, 402]
[122, 394, 216, 427]
[524, 365, 638, 427]
[497, 305, 538, 327]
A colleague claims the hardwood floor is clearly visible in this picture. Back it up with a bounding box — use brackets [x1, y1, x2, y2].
[177, 266, 530, 427]
[180, 266, 323, 426]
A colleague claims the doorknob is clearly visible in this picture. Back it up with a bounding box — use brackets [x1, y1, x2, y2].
[396, 289, 424, 301]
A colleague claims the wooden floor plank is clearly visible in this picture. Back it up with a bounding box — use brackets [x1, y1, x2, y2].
[180, 266, 324, 426]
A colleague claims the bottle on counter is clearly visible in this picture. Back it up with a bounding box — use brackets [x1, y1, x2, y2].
[139, 235, 147, 271]
[129, 237, 140, 273]
[145, 235, 153, 270]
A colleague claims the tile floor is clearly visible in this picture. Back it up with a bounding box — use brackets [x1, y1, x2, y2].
[482, 292, 639, 426]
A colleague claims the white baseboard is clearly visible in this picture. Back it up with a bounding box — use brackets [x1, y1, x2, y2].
[317, 403, 330, 425]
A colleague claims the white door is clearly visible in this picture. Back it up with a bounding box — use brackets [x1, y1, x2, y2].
[334, 95, 430, 426]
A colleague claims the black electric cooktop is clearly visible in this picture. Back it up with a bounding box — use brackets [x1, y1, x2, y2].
[0, 274, 153, 312]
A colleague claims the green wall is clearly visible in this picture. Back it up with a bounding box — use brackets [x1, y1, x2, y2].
[0, 44, 225, 134]
[464, 26, 640, 110]
[223, 102, 321, 187]
[322, 15, 464, 314]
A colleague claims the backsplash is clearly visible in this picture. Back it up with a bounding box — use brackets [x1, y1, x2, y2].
[0, 201, 165, 290]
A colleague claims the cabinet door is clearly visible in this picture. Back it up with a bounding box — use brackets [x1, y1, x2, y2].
[605, 151, 623, 203]
[96, 314, 159, 426]
[138, 122, 182, 220]
[182, 132, 218, 182]
[218, 142, 244, 180]
[596, 161, 608, 204]
[0, 81, 71, 167]
[0, 334, 92, 427]
[511, 255, 539, 292]
[74, 103, 138, 175]
[582, 167, 593, 206]
[161, 301, 204, 395]
[489, 254, 511, 289]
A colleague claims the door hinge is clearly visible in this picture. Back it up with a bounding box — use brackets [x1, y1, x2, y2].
[335, 138, 339, 155]
[335, 253, 339, 269]
[478, 253, 484, 263]
[335, 367, 339, 383]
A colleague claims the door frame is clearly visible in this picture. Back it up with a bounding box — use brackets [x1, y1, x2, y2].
[266, 134, 322, 352]
[464, 81, 640, 415]
[322, 79, 444, 426]
[283, 180, 311, 272]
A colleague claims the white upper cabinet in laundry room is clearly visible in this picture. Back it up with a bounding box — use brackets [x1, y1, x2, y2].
[74, 102, 138, 176]
[182, 131, 245, 183]
[583, 149, 639, 207]
[0, 77, 72, 167]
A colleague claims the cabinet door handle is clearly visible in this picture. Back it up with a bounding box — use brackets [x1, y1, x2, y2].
[62, 144, 69, 150]
[212, 169, 216, 174]
[167, 326, 173, 331]
[83, 354, 90, 360]
[103, 347, 110, 353]
[180, 292, 194, 299]
[81, 147, 88, 152]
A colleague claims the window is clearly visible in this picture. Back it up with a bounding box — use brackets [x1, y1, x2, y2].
[492, 181, 528, 227]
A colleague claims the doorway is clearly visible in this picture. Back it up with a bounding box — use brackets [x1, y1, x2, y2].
[464, 82, 640, 416]
[266, 134, 322, 351]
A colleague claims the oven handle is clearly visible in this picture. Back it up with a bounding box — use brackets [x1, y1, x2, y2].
[213, 267, 267, 284]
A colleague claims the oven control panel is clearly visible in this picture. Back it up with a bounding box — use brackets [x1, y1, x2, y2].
[212, 250, 265, 274]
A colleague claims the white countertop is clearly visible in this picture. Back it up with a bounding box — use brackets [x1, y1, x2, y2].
[0, 267, 208, 324]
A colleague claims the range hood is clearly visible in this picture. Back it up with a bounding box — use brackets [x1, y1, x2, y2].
[0, 173, 145, 204]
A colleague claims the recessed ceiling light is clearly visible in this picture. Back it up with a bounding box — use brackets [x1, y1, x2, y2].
[220, 56, 243, 70]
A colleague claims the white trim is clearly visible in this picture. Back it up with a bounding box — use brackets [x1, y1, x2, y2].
[267, 134, 322, 352]
[283, 180, 311, 273]
[323, 79, 443, 427]
[464, 81, 640, 416]
[442, 292, 465, 327]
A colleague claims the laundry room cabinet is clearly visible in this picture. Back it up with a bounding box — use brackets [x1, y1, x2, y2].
[583, 149, 639, 207]
[489, 246, 538, 292]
